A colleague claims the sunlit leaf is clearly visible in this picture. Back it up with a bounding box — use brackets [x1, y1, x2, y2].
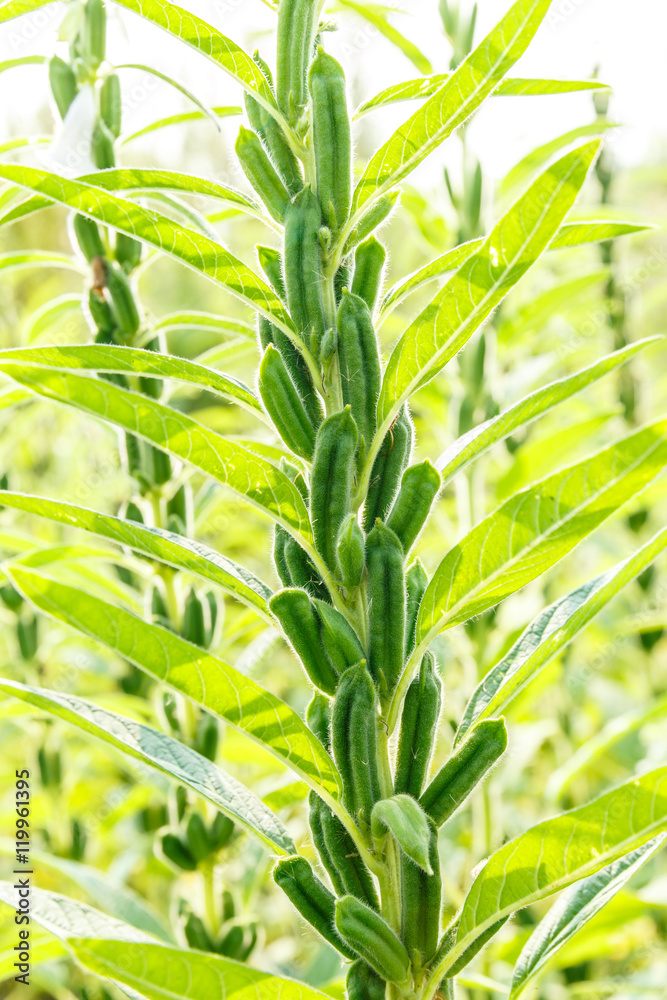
[337, 1, 432, 74]
[0, 249, 85, 275]
[23, 294, 83, 344]
[121, 106, 242, 145]
[497, 269, 609, 342]
[501, 120, 618, 194]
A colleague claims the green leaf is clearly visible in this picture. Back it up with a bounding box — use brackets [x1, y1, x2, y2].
[23, 294, 83, 344]
[0, 369, 312, 539]
[376, 142, 600, 433]
[152, 311, 254, 340]
[81, 166, 263, 215]
[418, 420, 667, 645]
[549, 219, 653, 249]
[0, 344, 264, 417]
[355, 74, 609, 117]
[7, 567, 342, 800]
[0, 165, 293, 334]
[501, 121, 618, 194]
[432, 768, 667, 980]
[0, 491, 273, 618]
[456, 526, 667, 744]
[436, 340, 661, 485]
[371, 795, 433, 873]
[0, 680, 296, 855]
[121, 106, 242, 145]
[0, 54, 46, 73]
[509, 836, 667, 999]
[497, 270, 610, 343]
[338, 1, 432, 74]
[352, 0, 553, 210]
[0, 250, 85, 275]
[0, 0, 53, 23]
[116, 62, 223, 131]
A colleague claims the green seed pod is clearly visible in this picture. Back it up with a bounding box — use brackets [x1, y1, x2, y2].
[91, 119, 115, 170]
[245, 92, 303, 194]
[184, 910, 214, 952]
[105, 264, 140, 338]
[283, 535, 329, 601]
[74, 215, 105, 263]
[336, 290, 382, 451]
[222, 889, 235, 922]
[149, 580, 171, 630]
[273, 525, 293, 588]
[236, 125, 290, 223]
[257, 245, 286, 300]
[258, 345, 319, 460]
[335, 512, 365, 588]
[283, 186, 326, 349]
[37, 747, 61, 787]
[49, 55, 78, 119]
[386, 460, 441, 555]
[166, 483, 191, 536]
[276, 0, 319, 124]
[363, 407, 413, 531]
[351, 236, 386, 311]
[209, 812, 235, 850]
[310, 793, 379, 909]
[270, 588, 339, 695]
[335, 895, 410, 986]
[309, 48, 351, 231]
[280, 458, 309, 501]
[100, 73, 121, 137]
[306, 693, 331, 749]
[185, 812, 211, 863]
[310, 407, 359, 571]
[204, 591, 222, 647]
[313, 599, 365, 676]
[346, 960, 386, 1000]
[331, 662, 381, 824]
[274, 856, 356, 959]
[17, 615, 38, 660]
[89, 289, 115, 341]
[366, 521, 406, 695]
[115, 232, 142, 274]
[84, 0, 106, 68]
[159, 832, 197, 871]
[400, 816, 441, 965]
[405, 559, 428, 656]
[145, 445, 172, 487]
[258, 317, 323, 429]
[344, 190, 399, 253]
[420, 719, 508, 826]
[0, 583, 23, 612]
[395, 652, 441, 798]
[181, 588, 206, 647]
[194, 711, 219, 761]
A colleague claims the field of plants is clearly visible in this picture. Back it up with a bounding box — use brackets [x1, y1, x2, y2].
[0, 0, 666, 998]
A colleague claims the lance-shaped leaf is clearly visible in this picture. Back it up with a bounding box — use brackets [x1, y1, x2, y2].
[153, 311, 254, 340]
[352, 0, 553, 209]
[418, 420, 667, 646]
[502, 120, 617, 194]
[380, 220, 652, 320]
[0, 369, 311, 540]
[436, 339, 660, 485]
[377, 142, 599, 432]
[0, 0, 54, 22]
[121, 105, 242, 145]
[431, 767, 667, 980]
[0, 344, 264, 418]
[0, 680, 295, 855]
[0, 491, 273, 619]
[355, 75, 609, 117]
[0, 885, 332, 1000]
[0, 249, 85, 275]
[509, 835, 667, 998]
[371, 795, 433, 873]
[6, 567, 341, 800]
[0, 165, 293, 334]
[497, 270, 610, 343]
[338, 0, 432, 74]
[456, 525, 667, 743]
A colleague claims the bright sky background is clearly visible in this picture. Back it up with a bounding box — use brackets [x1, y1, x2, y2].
[1, 0, 665, 185]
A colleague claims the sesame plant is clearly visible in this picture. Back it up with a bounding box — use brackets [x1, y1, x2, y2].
[0, 0, 666, 998]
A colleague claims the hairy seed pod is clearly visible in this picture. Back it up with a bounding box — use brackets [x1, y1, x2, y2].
[49, 56, 78, 119]
[89, 288, 115, 341]
[351, 235, 386, 311]
[245, 88, 303, 194]
[181, 588, 206, 647]
[313, 599, 365, 675]
[270, 589, 339, 695]
[363, 407, 413, 532]
[336, 290, 382, 451]
[280, 458, 309, 501]
[0, 583, 23, 612]
[335, 895, 410, 985]
[366, 521, 406, 695]
[395, 652, 441, 798]
[99, 72, 121, 137]
[236, 126, 290, 223]
[184, 910, 214, 952]
[283, 535, 329, 601]
[336, 512, 365, 588]
[275, 0, 319, 124]
[386, 460, 441, 555]
[37, 747, 61, 787]
[331, 662, 381, 824]
[257, 245, 286, 300]
[309, 48, 351, 232]
[105, 264, 140, 338]
[195, 712, 219, 761]
[310, 407, 359, 571]
[74, 215, 105, 263]
[146, 445, 172, 488]
[149, 581, 171, 630]
[306, 694, 331, 749]
[346, 960, 386, 1000]
[115, 232, 142, 273]
[166, 483, 191, 536]
[185, 812, 211, 863]
[405, 559, 428, 656]
[91, 119, 115, 169]
[159, 832, 197, 871]
[312, 794, 379, 909]
[17, 615, 38, 660]
[420, 718, 508, 826]
[273, 525, 293, 588]
[400, 816, 441, 964]
[274, 856, 356, 959]
[84, 0, 106, 69]
[259, 344, 318, 460]
[258, 317, 323, 428]
[284, 186, 326, 350]
[344, 190, 399, 253]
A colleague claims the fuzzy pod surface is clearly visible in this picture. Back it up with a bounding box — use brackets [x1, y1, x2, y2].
[257, 317, 323, 428]
[258, 344, 318, 460]
[395, 652, 442, 798]
[331, 662, 381, 824]
[400, 816, 441, 964]
[386, 460, 441, 555]
[236, 125, 290, 223]
[346, 960, 386, 1000]
[310, 793, 379, 909]
[274, 856, 356, 959]
[283, 187, 327, 349]
[363, 407, 413, 532]
[306, 694, 331, 749]
[336, 290, 382, 451]
[276, 0, 319, 123]
[310, 407, 359, 571]
[351, 235, 386, 311]
[335, 895, 411, 986]
[309, 48, 351, 232]
[313, 598, 365, 676]
[336, 512, 365, 588]
[100, 73, 121, 137]
[270, 589, 339, 695]
[345, 190, 399, 252]
[366, 521, 406, 694]
[405, 559, 428, 656]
